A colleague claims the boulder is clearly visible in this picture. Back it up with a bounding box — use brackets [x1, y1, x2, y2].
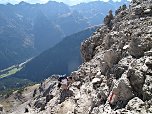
[103, 49, 119, 68]
[129, 37, 144, 58]
[92, 78, 102, 84]
[104, 10, 113, 29]
[145, 57, 152, 68]
[98, 59, 109, 75]
[46, 94, 54, 103]
[144, 8, 152, 15]
[127, 68, 145, 98]
[81, 41, 95, 62]
[145, 51, 152, 56]
[126, 97, 146, 113]
[112, 65, 126, 79]
[0, 104, 3, 112]
[108, 78, 134, 109]
[142, 75, 152, 101]
[92, 78, 102, 90]
[134, 6, 143, 16]
[34, 97, 46, 111]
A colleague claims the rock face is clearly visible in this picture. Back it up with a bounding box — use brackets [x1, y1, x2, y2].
[1, 0, 152, 114]
[0, 104, 3, 112]
[0, 104, 5, 114]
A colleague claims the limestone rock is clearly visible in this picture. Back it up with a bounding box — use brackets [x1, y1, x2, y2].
[126, 97, 146, 114]
[109, 78, 134, 108]
[142, 75, 152, 101]
[34, 97, 46, 111]
[128, 68, 145, 98]
[103, 49, 119, 68]
[129, 37, 144, 58]
[0, 104, 3, 112]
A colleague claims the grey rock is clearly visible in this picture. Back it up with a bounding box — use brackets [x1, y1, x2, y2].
[129, 37, 144, 58]
[103, 49, 119, 68]
[34, 97, 46, 111]
[145, 51, 152, 56]
[142, 75, 152, 101]
[109, 78, 134, 108]
[0, 104, 3, 112]
[46, 94, 53, 103]
[126, 97, 146, 113]
[128, 68, 145, 97]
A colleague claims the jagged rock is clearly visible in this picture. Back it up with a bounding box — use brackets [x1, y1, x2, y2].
[24, 108, 29, 113]
[92, 78, 102, 84]
[142, 75, 152, 101]
[92, 78, 102, 90]
[103, 49, 119, 68]
[98, 59, 109, 75]
[129, 37, 144, 58]
[34, 97, 46, 111]
[145, 51, 152, 56]
[46, 94, 54, 103]
[103, 35, 114, 50]
[104, 10, 113, 29]
[109, 77, 134, 108]
[145, 57, 152, 67]
[126, 97, 146, 114]
[134, 5, 144, 16]
[33, 89, 37, 97]
[60, 90, 73, 103]
[81, 41, 95, 62]
[0, 104, 3, 112]
[127, 68, 145, 98]
[112, 65, 126, 79]
[72, 81, 82, 89]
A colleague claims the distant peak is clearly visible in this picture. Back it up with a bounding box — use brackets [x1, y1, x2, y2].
[19, 1, 29, 5]
[46, 1, 66, 5]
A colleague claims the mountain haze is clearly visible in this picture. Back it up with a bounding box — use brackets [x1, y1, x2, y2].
[1, 0, 152, 113]
[14, 27, 98, 81]
[0, 0, 130, 70]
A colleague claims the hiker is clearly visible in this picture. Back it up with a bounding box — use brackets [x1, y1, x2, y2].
[58, 76, 74, 90]
[57, 76, 74, 103]
[58, 75, 67, 90]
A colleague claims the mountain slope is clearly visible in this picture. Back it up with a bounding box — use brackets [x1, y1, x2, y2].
[71, 0, 130, 25]
[14, 27, 98, 81]
[0, 0, 130, 70]
[1, 0, 152, 114]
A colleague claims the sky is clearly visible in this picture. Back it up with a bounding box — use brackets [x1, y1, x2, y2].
[0, 0, 131, 5]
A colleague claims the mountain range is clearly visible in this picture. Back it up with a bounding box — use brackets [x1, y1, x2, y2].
[0, 0, 129, 70]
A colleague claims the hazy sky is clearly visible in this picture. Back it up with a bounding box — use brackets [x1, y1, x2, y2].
[0, 0, 131, 5]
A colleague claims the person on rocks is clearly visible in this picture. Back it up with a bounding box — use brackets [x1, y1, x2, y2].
[58, 76, 74, 90]
[58, 75, 68, 90]
[57, 76, 74, 103]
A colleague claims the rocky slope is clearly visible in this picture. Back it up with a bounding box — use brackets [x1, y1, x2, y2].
[0, 0, 152, 114]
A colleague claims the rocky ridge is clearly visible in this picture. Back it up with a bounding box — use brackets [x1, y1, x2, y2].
[0, 0, 152, 114]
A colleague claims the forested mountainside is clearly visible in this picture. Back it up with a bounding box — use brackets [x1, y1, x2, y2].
[0, 0, 130, 70]
[14, 27, 97, 81]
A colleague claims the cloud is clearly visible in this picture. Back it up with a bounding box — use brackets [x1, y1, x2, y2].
[0, 0, 131, 5]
